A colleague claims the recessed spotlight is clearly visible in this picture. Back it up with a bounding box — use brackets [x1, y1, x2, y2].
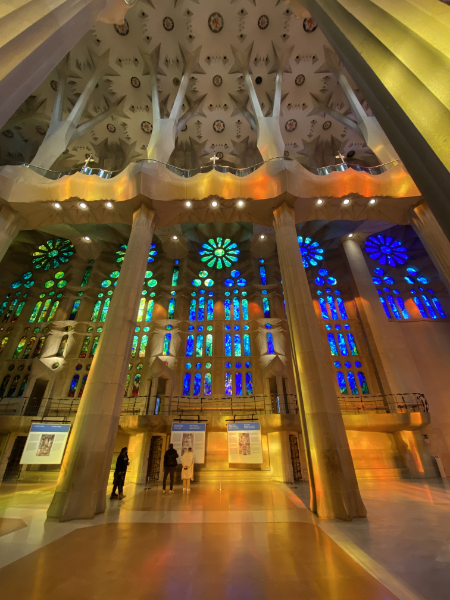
[343, 199, 350, 205]
[348, 233, 354, 238]
[237, 200, 244, 207]
[79, 202, 87, 209]
[83, 236, 90, 241]
[185, 201, 192, 207]
[317, 199, 323, 205]
[211, 201, 218, 208]
[172, 235, 178, 240]
[260, 234, 265, 240]
[369, 198, 376, 204]
[106, 202, 113, 208]
[54, 203, 61, 209]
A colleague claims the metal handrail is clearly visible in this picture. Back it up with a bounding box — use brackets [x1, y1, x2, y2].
[338, 392, 429, 414]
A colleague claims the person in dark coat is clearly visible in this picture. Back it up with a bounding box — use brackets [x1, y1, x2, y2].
[162, 443, 179, 494]
[110, 447, 129, 500]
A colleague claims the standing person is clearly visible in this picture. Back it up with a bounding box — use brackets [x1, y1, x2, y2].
[162, 443, 179, 494]
[181, 447, 194, 493]
[110, 447, 129, 500]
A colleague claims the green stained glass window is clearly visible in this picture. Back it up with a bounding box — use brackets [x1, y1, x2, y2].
[101, 280, 111, 288]
[117, 244, 157, 264]
[13, 336, 27, 358]
[124, 374, 131, 397]
[192, 279, 201, 287]
[163, 333, 171, 356]
[22, 337, 36, 359]
[79, 336, 91, 358]
[57, 280, 67, 288]
[243, 334, 251, 356]
[131, 335, 138, 358]
[29, 301, 42, 323]
[139, 335, 148, 357]
[146, 299, 154, 321]
[45, 280, 55, 289]
[206, 334, 213, 357]
[234, 334, 242, 357]
[24, 281, 34, 288]
[242, 299, 249, 321]
[137, 298, 146, 322]
[32, 336, 46, 359]
[11, 281, 22, 289]
[199, 238, 240, 269]
[38, 299, 52, 323]
[0, 301, 8, 317]
[56, 335, 68, 358]
[48, 301, 59, 322]
[32, 238, 74, 270]
[145, 271, 153, 279]
[55, 272, 64, 280]
[11, 301, 25, 323]
[69, 300, 81, 321]
[147, 279, 157, 288]
[0, 337, 9, 356]
[4, 299, 17, 321]
[110, 271, 120, 279]
[233, 297, 240, 321]
[196, 334, 203, 357]
[89, 336, 99, 358]
[168, 298, 175, 319]
[23, 272, 32, 280]
[172, 266, 179, 286]
[204, 279, 214, 287]
[204, 372, 212, 395]
[99, 299, 110, 322]
[91, 300, 101, 322]
[81, 266, 92, 286]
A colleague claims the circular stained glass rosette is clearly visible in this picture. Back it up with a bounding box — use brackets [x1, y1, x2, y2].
[147, 279, 157, 288]
[364, 235, 408, 266]
[192, 279, 201, 287]
[199, 270, 208, 278]
[32, 238, 74, 270]
[24, 281, 34, 288]
[199, 237, 239, 269]
[55, 271, 64, 280]
[45, 280, 55, 288]
[236, 278, 246, 287]
[116, 243, 157, 264]
[101, 280, 111, 288]
[57, 280, 67, 288]
[11, 281, 21, 289]
[23, 272, 33, 280]
[204, 279, 214, 287]
[297, 236, 324, 268]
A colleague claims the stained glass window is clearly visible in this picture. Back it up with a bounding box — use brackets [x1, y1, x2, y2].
[88, 336, 98, 358]
[144, 299, 153, 322]
[32, 336, 46, 358]
[327, 334, 338, 356]
[242, 299, 249, 321]
[337, 334, 348, 356]
[206, 334, 213, 356]
[56, 335, 68, 358]
[0, 301, 7, 317]
[139, 335, 148, 357]
[7, 375, 20, 397]
[432, 297, 446, 318]
[36, 299, 51, 323]
[198, 297, 205, 321]
[193, 373, 201, 396]
[99, 298, 110, 322]
[336, 297, 347, 319]
[297, 236, 324, 267]
[195, 334, 203, 357]
[357, 372, 369, 394]
[225, 334, 232, 356]
[346, 333, 358, 355]
[69, 300, 80, 321]
[347, 372, 359, 394]
[13, 336, 27, 359]
[172, 266, 179, 286]
[186, 334, 194, 356]
[412, 296, 427, 318]
[266, 332, 275, 354]
[68, 375, 79, 397]
[0, 375, 10, 396]
[78, 375, 88, 398]
[22, 337, 36, 359]
[235, 372, 243, 395]
[421, 295, 437, 319]
[131, 335, 138, 358]
[245, 372, 253, 395]
[379, 296, 391, 319]
[32, 238, 75, 270]
[124, 374, 131, 397]
[17, 375, 29, 397]
[189, 299, 196, 320]
[11, 301, 25, 324]
[204, 372, 212, 395]
[183, 373, 191, 395]
[81, 265, 92, 286]
[163, 333, 171, 356]
[79, 336, 91, 359]
[91, 300, 101, 322]
[364, 235, 408, 266]
[168, 298, 175, 319]
[207, 298, 214, 320]
[336, 372, 348, 393]
[137, 298, 146, 321]
[3, 299, 17, 322]
[132, 374, 141, 396]
[326, 296, 338, 320]
[262, 297, 270, 318]
[396, 296, 409, 319]
[386, 295, 400, 319]
[318, 297, 329, 319]
[225, 372, 232, 395]
[244, 334, 251, 356]
[0, 337, 9, 356]
[199, 237, 240, 269]
[260, 266, 267, 285]
[233, 297, 240, 321]
[225, 299, 231, 320]
[234, 334, 242, 356]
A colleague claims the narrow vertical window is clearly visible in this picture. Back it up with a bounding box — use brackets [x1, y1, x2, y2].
[206, 334, 213, 357]
[234, 334, 242, 356]
[89, 335, 100, 358]
[346, 333, 358, 355]
[48, 301, 59, 322]
[432, 297, 446, 318]
[168, 298, 175, 319]
[137, 298, 146, 321]
[224, 334, 231, 356]
[183, 373, 191, 395]
[207, 298, 214, 320]
[386, 295, 400, 319]
[32, 336, 46, 358]
[266, 332, 275, 354]
[225, 299, 231, 320]
[186, 334, 194, 356]
[131, 335, 138, 358]
[69, 300, 81, 320]
[347, 372, 359, 395]
[413, 296, 428, 318]
[8, 375, 21, 397]
[195, 334, 203, 356]
[17, 375, 29, 397]
[396, 297, 409, 319]
[68, 375, 79, 397]
[124, 374, 131, 397]
[225, 372, 232, 395]
[357, 372, 370, 394]
[233, 297, 240, 321]
[38, 299, 52, 323]
[79, 336, 91, 358]
[13, 336, 27, 359]
[99, 298, 110, 322]
[78, 375, 88, 398]
[146, 299, 154, 321]
[56, 335, 68, 357]
[245, 372, 253, 395]
[235, 372, 243, 395]
[336, 372, 348, 394]
[0, 301, 8, 317]
[22, 336, 36, 359]
[189, 299, 196, 320]
[337, 333, 348, 356]
[242, 299, 249, 320]
[193, 373, 201, 396]
[327, 296, 338, 320]
[204, 372, 212, 395]
[11, 301, 26, 323]
[260, 266, 267, 285]
[198, 297, 205, 321]
[318, 297, 329, 319]
[244, 334, 251, 356]
[29, 301, 42, 323]
[4, 300, 17, 322]
[91, 300, 101, 322]
[171, 266, 179, 286]
[0, 336, 8, 356]
[262, 297, 270, 318]
[336, 297, 348, 319]
[139, 335, 148, 357]
[81, 265, 92, 286]
[327, 334, 338, 356]
[379, 296, 391, 319]
[132, 374, 141, 396]
[163, 333, 171, 356]
[421, 295, 437, 319]
[0, 376, 10, 396]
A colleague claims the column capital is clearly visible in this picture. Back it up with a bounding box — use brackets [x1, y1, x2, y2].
[273, 202, 295, 228]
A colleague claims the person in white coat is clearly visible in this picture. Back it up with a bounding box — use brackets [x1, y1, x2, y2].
[181, 447, 194, 493]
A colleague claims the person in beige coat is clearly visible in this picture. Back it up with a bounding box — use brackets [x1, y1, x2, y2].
[181, 447, 194, 493]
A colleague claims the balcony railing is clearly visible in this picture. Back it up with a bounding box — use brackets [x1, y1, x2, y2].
[338, 393, 429, 414]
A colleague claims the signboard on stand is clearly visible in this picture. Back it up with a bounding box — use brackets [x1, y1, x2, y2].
[20, 423, 71, 465]
[227, 422, 263, 464]
[171, 423, 206, 464]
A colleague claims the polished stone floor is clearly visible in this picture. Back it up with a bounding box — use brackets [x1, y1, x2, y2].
[0, 478, 449, 599]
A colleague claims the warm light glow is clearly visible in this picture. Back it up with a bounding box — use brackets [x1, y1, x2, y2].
[317, 199, 323, 205]
[186, 201, 192, 207]
[54, 203, 61, 209]
[211, 201, 218, 207]
[83, 236, 90, 241]
[348, 233, 353, 238]
[79, 202, 87, 209]
[237, 200, 244, 207]
[260, 235, 265, 240]
[370, 199, 376, 204]
[106, 202, 113, 208]
[343, 199, 350, 205]
[172, 235, 178, 240]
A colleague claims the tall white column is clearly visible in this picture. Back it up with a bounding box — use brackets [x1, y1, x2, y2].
[47, 205, 155, 521]
[273, 203, 366, 520]
[0, 204, 25, 263]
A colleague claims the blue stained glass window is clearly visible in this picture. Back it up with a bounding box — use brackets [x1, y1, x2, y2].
[183, 373, 191, 395]
[168, 298, 175, 319]
[417, 276, 428, 284]
[196, 335, 203, 356]
[421, 295, 437, 318]
[413, 296, 428, 318]
[193, 373, 201, 396]
[315, 277, 324, 285]
[327, 334, 338, 356]
[406, 267, 417, 274]
[245, 372, 253, 395]
[318, 268, 328, 276]
[163, 333, 171, 355]
[225, 372, 232, 395]
[131, 335, 138, 358]
[405, 276, 414, 284]
[373, 277, 382, 285]
[357, 372, 369, 394]
[225, 299, 231, 320]
[346, 333, 358, 355]
[374, 268, 384, 276]
[260, 266, 267, 285]
[318, 297, 329, 319]
[198, 297, 205, 321]
[237, 278, 246, 287]
[396, 296, 409, 319]
[334, 361, 341, 367]
[146, 299, 154, 321]
[225, 334, 231, 356]
[233, 297, 240, 321]
[69, 300, 81, 321]
[344, 361, 351, 368]
[99, 299, 110, 322]
[244, 334, 251, 356]
[189, 299, 196, 320]
[235, 372, 243, 395]
[206, 334, 213, 356]
[172, 266, 179, 286]
[365, 235, 408, 266]
[347, 372, 359, 394]
[242, 299, 249, 321]
[186, 334, 194, 356]
[266, 332, 275, 354]
[207, 299, 214, 320]
[327, 277, 337, 285]
[327, 296, 338, 320]
[234, 334, 242, 356]
[224, 279, 234, 287]
[380, 296, 391, 318]
[386, 295, 401, 319]
[263, 297, 270, 318]
[204, 372, 212, 395]
[432, 297, 446, 318]
[337, 333, 348, 355]
[68, 375, 79, 397]
[336, 297, 348, 319]
[336, 372, 348, 394]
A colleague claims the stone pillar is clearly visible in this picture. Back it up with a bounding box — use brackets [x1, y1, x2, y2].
[47, 205, 155, 521]
[128, 432, 151, 484]
[0, 204, 25, 264]
[273, 203, 366, 520]
[410, 202, 450, 294]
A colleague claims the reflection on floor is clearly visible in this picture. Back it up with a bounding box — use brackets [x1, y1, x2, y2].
[0, 479, 449, 600]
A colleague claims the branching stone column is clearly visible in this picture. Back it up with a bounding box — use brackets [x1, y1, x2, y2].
[273, 203, 366, 520]
[0, 204, 25, 263]
[410, 201, 450, 295]
[47, 205, 155, 522]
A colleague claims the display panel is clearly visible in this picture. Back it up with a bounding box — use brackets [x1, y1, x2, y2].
[20, 423, 70, 465]
[227, 422, 262, 464]
[170, 423, 206, 464]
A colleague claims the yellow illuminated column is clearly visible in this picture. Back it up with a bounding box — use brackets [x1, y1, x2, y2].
[273, 203, 366, 520]
[47, 205, 155, 521]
